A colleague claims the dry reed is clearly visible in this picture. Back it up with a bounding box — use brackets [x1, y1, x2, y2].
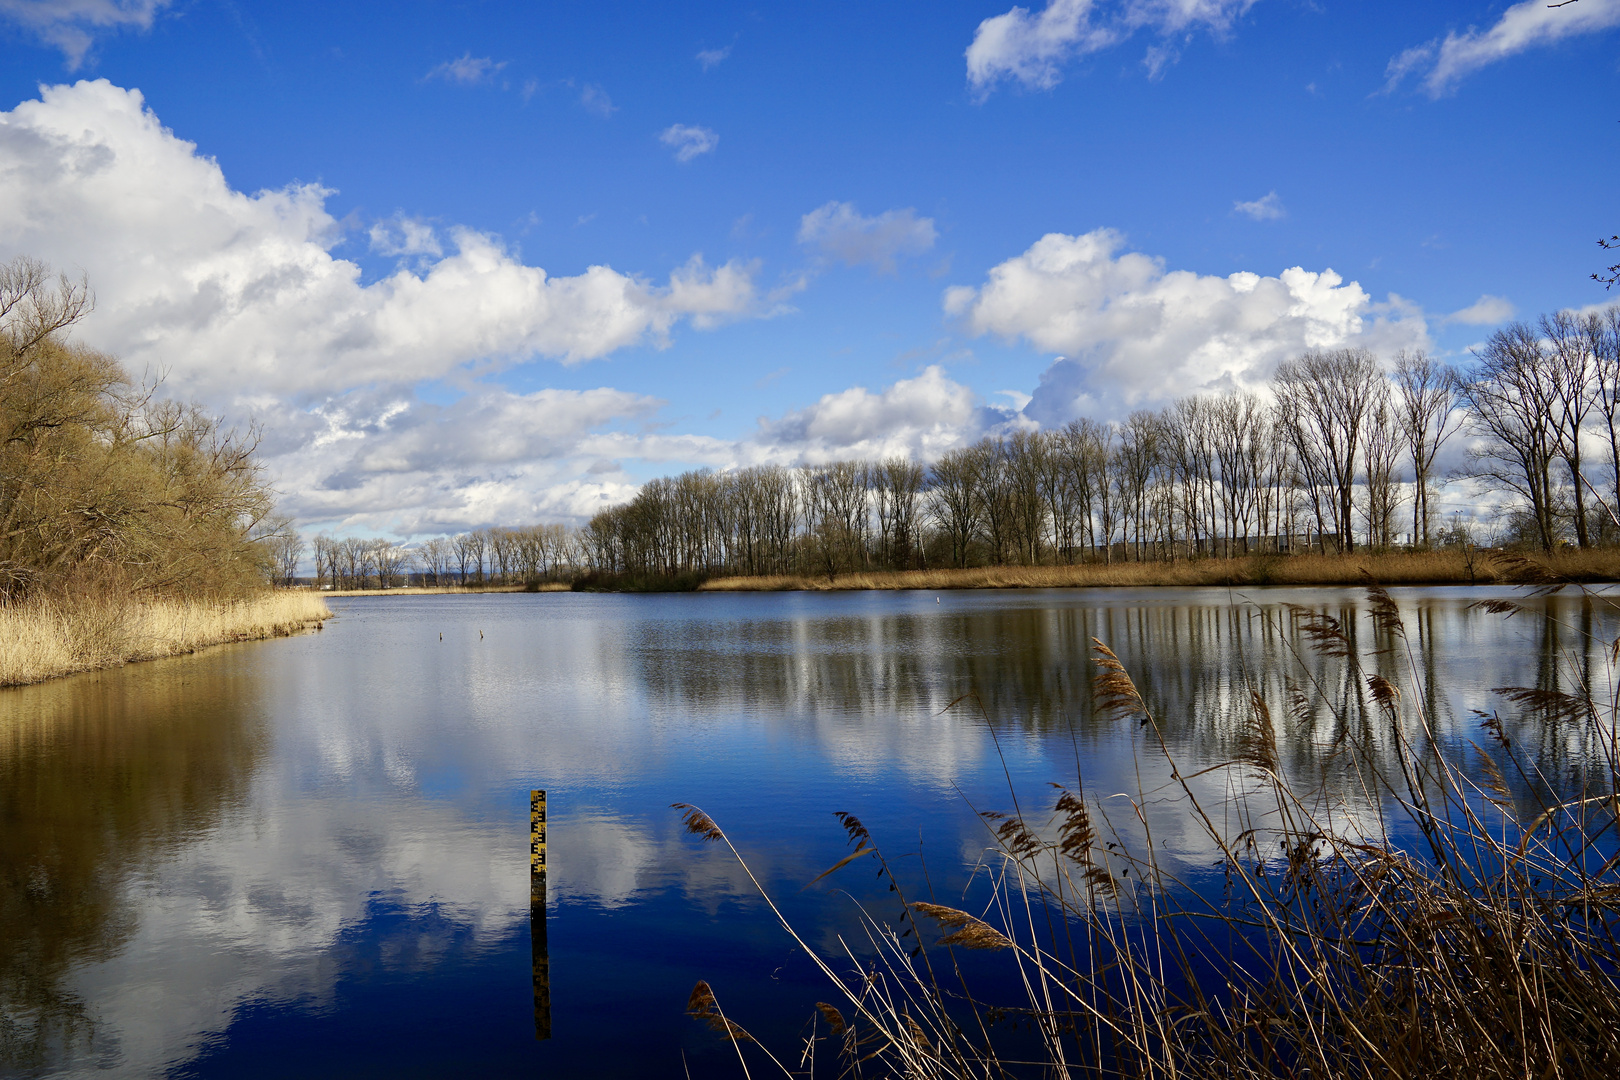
[697, 548, 1620, 593]
[0, 590, 330, 687]
[321, 582, 567, 596]
[677, 581, 1620, 1078]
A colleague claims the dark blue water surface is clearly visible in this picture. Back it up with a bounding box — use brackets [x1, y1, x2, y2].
[2, 587, 1615, 1077]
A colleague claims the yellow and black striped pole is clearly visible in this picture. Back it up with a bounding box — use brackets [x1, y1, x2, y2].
[530, 789, 551, 1040]
[531, 789, 547, 881]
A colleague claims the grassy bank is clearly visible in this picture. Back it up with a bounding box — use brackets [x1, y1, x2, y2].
[0, 590, 331, 688]
[697, 547, 1620, 592]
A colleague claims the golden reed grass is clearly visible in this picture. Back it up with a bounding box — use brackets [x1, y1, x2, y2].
[0, 590, 330, 687]
[325, 582, 569, 596]
[698, 548, 1620, 593]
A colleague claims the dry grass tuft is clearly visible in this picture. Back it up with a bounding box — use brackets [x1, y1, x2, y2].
[687, 980, 756, 1043]
[909, 903, 1013, 950]
[697, 548, 1620, 592]
[0, 590, 330, 687]
[673, 802, 727, 842]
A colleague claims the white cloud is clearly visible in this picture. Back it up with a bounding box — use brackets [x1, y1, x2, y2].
[946, 228, 1428, 419]
[1444, 294, 1514, 326]
[424, 53, 508, 85]
[659, 122, 718, 162]
[0, 80, 781, 532]
[367, 214, 442, 259]
[0, 0, 168, 69]
[579, 83, 617, 117]
[664, 253, 763, 328]
[0, 81, 764, 401]
[1232, 190, 1284, 221]
[1386, 0, 1620, 97]
[696, 45, 731, 70]
[797, 201, 938, 272]
[748, 365, 998, 464]
[965, 0, 1255, 93]
[966, 0, 1113, 92]
[270, 386, 668, 532]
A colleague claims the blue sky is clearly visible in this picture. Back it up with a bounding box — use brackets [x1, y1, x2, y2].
[0, 0, 1616, 535]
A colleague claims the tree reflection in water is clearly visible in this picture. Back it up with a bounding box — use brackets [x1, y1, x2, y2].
[625, 588, 1618, 818]
[0, 660, 264, 1072]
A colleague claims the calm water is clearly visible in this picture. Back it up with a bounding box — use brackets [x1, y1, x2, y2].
[2, 586, 1616, 1078]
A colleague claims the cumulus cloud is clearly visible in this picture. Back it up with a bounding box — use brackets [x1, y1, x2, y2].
[1232, 191, 1284, 221]
[659, 123, 718, 162]
[282, 362, 1011, 532]
[267, 386, 671, 532]
[1385, 0, 1620, 97]
[0, 80, 784, 532]
[368, 214, 442, 259]
[748, 365, 1001, 464]
[0, 81, 764, 400]
[1444, 294, 1515, 326]
[425, 53, 507, 85]
[696, 45, 731, 69]
[945, 228, 1427, 421]
[0, 0, 168, 69]
[965, 0, 1255, 93]
[797, 201, 938, 272]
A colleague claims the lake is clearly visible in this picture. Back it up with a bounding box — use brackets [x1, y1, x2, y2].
[2, 586, 1614, 1078]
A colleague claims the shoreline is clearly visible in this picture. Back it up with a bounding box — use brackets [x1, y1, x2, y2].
[696, 549, 1620, 592]
[318, 550, 1620, 595]
[318, 583, 569, 596]
[0, 590, 332, 689]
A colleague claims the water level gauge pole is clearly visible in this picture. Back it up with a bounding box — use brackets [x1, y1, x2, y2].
[531, 789, 551, 1040]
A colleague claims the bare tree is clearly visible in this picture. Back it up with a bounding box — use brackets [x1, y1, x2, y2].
[1115, 412, 1161, 561]
[1274, 349, 1381, 552]
[1060, 418, 1111, 562]
[928, 447, 981, 568]
[1035, 430, 1078, 563]
[1543, 310, 1600, 546]
[876, 457, 925, 569]
[415, 537, 451, 586]
[372, 540, 408, 588]
[1457, 322, 1562, 552]
[1207, 394, 1265, 554]
[262, 517, 305, 587]
[0, 255, 92, 369]
[1392, 350, 1460, 547]
[311, 534, 337, 589]
[1589, 307, 1620, 535]
[1359, 385, 1402, 549]
[1003, 430, 1048, 564]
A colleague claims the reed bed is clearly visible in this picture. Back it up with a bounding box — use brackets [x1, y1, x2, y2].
[0, 590, 331, 687]
[322, 582, 568, 596]
[696, 548, 1620, 592]
[677, 581, 1620, 1078]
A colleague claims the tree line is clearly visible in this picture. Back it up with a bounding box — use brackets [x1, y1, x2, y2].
[580, 306, 1620, 578]
[1, 257, 281, 603]
[288, 303, 1620, 587]
[280, 524, 585, 590]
